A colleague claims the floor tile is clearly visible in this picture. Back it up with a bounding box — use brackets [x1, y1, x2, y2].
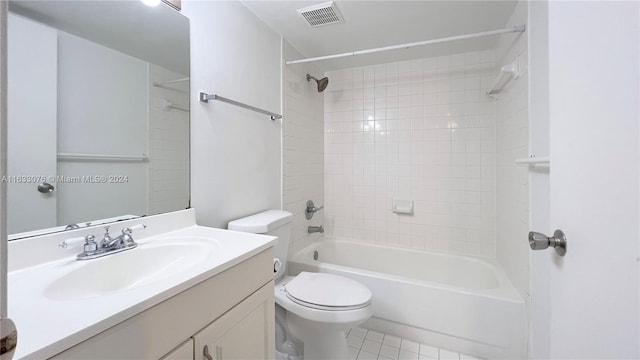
[348, 334, 366, 349]
[366, 330, 385, 343]
[341, 327, 485, 360]
[357, 350, 380, 360]
[351, 327, 369, 338]
[419, 355, 437, 360]
[419, 343, 439, 358]
[379, 344, 400, 359]
[400, 339, 420, 353]
[383, 335, 402, 348]
[362, 339, 383, 354]
[398, 349, 419, 360]
[347, 346, 359, 360]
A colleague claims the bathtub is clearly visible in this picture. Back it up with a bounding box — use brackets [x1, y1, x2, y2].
[288, 239, 526, 359]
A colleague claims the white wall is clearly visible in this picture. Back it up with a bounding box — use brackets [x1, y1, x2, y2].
[56, 31, 148, 224]
[493, 1, 530, 297]
[148, 65, 190, 214]
[282, 41, 325, 254]
[183, 1, 282, 229]
[324, 53, 497, 257]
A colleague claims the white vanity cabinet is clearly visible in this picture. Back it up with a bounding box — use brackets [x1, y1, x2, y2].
[193, 283, 274, 360]
[50, 249, 275, 360]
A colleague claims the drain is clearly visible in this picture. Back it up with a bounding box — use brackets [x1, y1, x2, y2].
[313, 250, 319, 260]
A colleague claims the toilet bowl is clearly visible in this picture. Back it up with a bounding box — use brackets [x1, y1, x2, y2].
[228, 210, 374, 360]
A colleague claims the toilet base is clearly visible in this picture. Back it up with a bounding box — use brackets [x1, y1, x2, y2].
[286, 312, 350, 360]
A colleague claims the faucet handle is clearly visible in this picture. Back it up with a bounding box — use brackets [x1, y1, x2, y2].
[59, 235, 90, 249]
[83, 235, 98, 253]
[122, 224, 146, 234]
[305, 200, 324, 220]
[121, 224, 146, 246]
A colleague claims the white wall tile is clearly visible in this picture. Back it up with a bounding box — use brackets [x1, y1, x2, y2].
[325, 51, 496, 256]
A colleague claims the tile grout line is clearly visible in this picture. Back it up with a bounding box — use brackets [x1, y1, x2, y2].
[346, 327, 483, 360]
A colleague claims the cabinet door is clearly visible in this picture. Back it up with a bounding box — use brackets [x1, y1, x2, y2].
[194, 283, 275, 360]
[161, 339, 194, 360]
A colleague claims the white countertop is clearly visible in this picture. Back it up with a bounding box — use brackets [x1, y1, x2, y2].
[8, 219, 276, 359]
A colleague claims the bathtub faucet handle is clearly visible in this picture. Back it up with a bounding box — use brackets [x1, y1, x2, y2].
[305, 200, 324, 220]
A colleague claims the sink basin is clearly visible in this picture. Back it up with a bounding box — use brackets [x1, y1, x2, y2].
[43, 237, 218, 301]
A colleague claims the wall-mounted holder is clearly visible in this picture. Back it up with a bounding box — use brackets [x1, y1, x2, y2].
[486, 57, 520, 97]
[392, 199, 413, 215]
[515, 155, 550, 169]
[199, 92, 282, 121]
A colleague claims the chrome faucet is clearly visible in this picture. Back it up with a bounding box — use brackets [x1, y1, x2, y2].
[60, 224, 146, 260]
[308, 226, 324, 234]
[100, 226, 118, 248]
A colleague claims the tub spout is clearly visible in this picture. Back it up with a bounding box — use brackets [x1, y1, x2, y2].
[308, 226, 324, 234]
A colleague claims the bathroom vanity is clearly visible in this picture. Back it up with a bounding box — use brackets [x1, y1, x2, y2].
[8, 209, 276, 359]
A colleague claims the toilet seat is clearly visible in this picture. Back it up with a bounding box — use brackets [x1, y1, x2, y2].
[275, 275, 374, 325]
[285, 272, 372, 311]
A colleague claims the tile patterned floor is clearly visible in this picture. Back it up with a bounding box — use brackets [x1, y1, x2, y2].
[345, 328, 482, 360]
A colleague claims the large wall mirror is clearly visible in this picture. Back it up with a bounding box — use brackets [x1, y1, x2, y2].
[7, 0, 190, 239]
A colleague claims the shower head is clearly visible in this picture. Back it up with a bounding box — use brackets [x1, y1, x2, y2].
[306, 74, 329, 92]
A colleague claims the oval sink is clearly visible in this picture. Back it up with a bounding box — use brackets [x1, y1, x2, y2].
[44, 238, 217, 301]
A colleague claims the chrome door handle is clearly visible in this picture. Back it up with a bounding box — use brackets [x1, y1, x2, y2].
[529, 229, 567, 256]
[203, 345, 213, 360]
[37, 182, 55, 193]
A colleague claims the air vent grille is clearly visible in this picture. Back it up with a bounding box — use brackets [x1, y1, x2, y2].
[298, 2, 343, 28]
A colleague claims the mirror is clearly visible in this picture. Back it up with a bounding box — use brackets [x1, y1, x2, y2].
[7, 0, 190, 239]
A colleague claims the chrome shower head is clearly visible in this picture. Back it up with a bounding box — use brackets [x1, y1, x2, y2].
[306, 74, 329, 92]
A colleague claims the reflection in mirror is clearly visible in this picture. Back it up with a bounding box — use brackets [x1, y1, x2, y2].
[7, 1, 190, 239]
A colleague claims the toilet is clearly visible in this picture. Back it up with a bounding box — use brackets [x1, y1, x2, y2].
[228, 210, 374, 360]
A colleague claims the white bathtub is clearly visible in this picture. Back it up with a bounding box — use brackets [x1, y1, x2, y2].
[288, 239, 526, 359]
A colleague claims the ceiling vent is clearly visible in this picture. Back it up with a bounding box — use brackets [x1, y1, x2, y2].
[298, 1, 343, 28]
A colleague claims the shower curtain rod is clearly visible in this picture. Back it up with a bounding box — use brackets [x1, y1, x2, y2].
[285, 25, 526, 65]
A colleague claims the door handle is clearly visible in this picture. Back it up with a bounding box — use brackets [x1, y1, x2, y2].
[203, 345, 213, 360]
[529, 229, 567, 256]
[37, 182, 55, 194]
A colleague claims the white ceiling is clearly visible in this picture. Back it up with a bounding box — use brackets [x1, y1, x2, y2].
[9, 0, 190, 75]
[242, 1, 519, 71]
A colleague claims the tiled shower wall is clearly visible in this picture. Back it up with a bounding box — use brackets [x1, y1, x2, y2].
[324, 52, 497, 257]
[495, 1, 530, 295]
[282, 40, 325, 254]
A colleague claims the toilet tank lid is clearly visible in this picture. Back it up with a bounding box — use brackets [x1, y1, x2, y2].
[228, 210, 293, 234]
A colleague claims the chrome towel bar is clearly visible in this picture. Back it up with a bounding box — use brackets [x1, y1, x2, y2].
[199, 92, 282, 121]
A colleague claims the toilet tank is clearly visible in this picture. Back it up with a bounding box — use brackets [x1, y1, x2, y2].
[228, 210, 293, 280]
